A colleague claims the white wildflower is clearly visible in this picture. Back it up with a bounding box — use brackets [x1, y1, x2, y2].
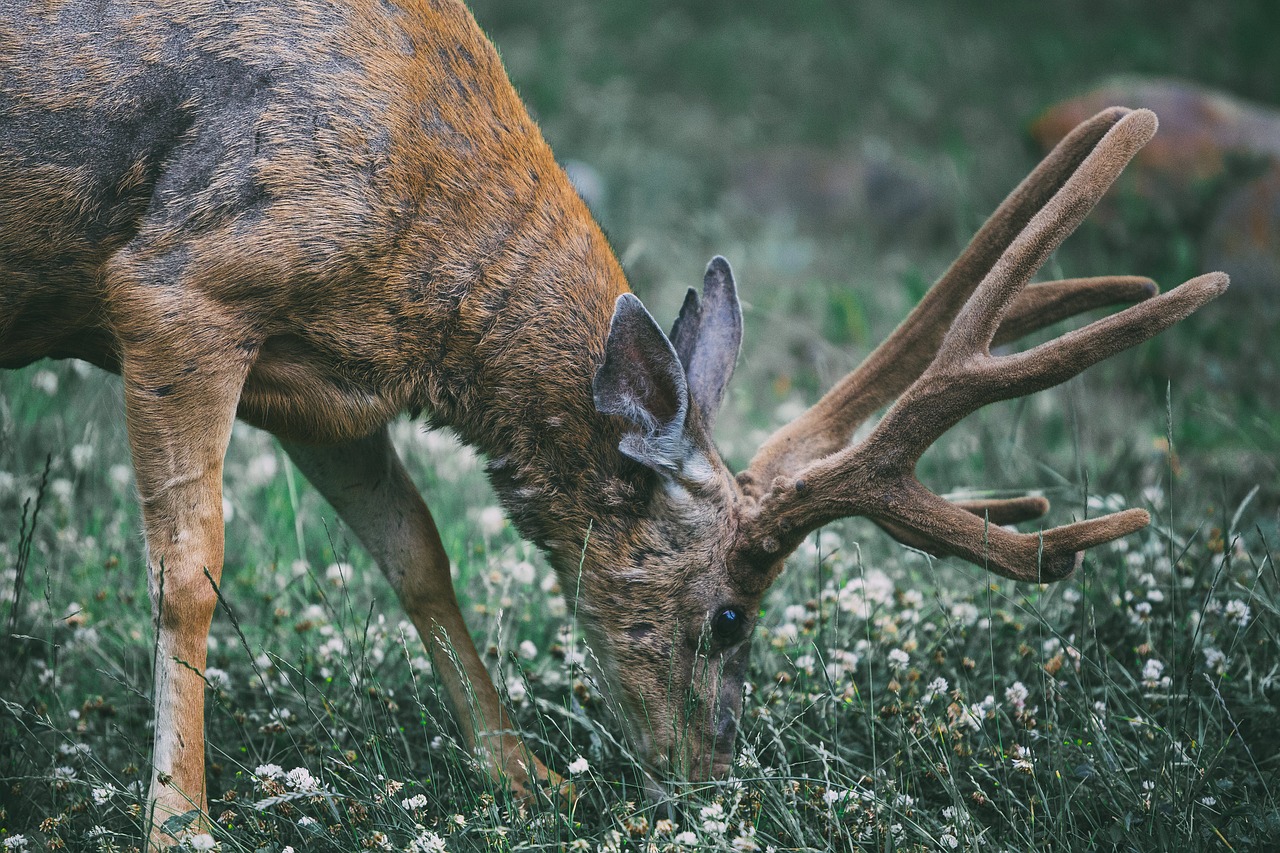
[254, 763, 284, 782]
[1141, 658, 1169, 689]
[518, 640, 538, 660]
[922, 677, 949, 704]
[31, 369, 59, 395]
[1004, 681, 1028, 713]
[700, 801, 728, 835]
[70, 443, 95, 470]
[325, 562, 353, 587]
[407, 828, 447, 853]
[477, 506, 505, 537]
[285, 766, 319, 792]
[949, 602, 979, 627]
[401, 794, 429, 810]
[568, 755, 590, 775]
[887, 648, 909, 669]
[187, 834, 217, 851]
[244, 452, 279, 487]
[1224, 599, 1251, 627]
[204, 667, 231, 690]
[1203, 647, 1227, 674]
[674, 832, 698, 846]
[509, 560, 536, 585]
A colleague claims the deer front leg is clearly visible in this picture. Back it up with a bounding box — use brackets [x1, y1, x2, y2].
[281, 428, 563, 803]
[118, 337, 251, 848]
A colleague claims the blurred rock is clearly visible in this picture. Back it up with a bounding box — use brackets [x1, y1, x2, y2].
[1204, 164, 1280, 295]
[726, 144, 951, 243]
[1031, 77, 1280, 191]
[1033, 77, 1280, 295]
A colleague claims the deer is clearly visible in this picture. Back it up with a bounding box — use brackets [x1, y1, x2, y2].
[0, 0, 1226, 847]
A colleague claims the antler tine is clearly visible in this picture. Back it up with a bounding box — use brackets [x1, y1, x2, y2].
[742, 107, 1137, 496]
[934, 109, 1157, 365]
[733, 108, 1228, 583]
[993, 276, 1156, 346]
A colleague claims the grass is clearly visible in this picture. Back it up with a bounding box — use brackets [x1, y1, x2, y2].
[3, 1, 1279, 851]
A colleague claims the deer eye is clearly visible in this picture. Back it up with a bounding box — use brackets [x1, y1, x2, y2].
[711, 607, 747, 644]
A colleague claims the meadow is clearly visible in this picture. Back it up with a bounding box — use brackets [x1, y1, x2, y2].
[2, 1, 1278, 850]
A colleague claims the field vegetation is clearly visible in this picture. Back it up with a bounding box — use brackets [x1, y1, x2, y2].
[2, 1, 1278, 850]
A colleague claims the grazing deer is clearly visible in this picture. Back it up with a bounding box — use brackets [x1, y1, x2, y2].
[0, 0, 1225, 846]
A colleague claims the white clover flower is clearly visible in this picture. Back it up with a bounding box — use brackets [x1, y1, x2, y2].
[949, 602, 979, 627]
[285, 766, 319, 792]
[31, 369, 59, 395]
[407, 829, 447, 853]
[730, 827, 759, 851]
[922, 676, 949, 704]
[1199, 796, 1217, 807]
[401, 794, 429, 810]
[793, 654, 816, 675]
[325, 562, 353, 587]
[3, 835, 29, 850]
[254, 763, 284, 782]
[244, 452, 279, 487]
[1129, 601, 1153, 625]
[940, 833, 959, 849]
[204, 667, 231, 690]
[568, 755, 590, 774]
[187, 834, 217, 851]
[506, 676, 527, 703]
[1203, 647, 1227, 674]
[509, 560, 536, 585]
[51, 478, 73, 503]
[701, 817, 729, 835]
[1005, 681, 1028, 712]
[1141, 659, 1167, 688]
[70, 443, 95, 470]
[696, 804, 727, 829]
[477, 506, 505, 537]
[109, 464, 133, 488]
[887, 648, 909, 669]
[1224, 599, 1251, 627]
[91, 784, 116, 805]
[518, 640, 538, 660]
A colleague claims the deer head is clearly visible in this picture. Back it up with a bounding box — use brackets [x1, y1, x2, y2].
[581, 107, 1226, 781]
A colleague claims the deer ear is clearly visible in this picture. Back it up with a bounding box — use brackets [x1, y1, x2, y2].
[668, 256, 743, 431]
[594, 293, 699, 476]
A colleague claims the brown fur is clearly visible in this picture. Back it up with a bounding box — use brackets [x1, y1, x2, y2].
[1, 2, 1224, 848]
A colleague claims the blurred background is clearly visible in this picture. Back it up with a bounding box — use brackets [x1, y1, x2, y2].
[469, 0, 1280, 512]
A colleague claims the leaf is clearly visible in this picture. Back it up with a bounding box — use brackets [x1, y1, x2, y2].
[160, 808, 200, 836]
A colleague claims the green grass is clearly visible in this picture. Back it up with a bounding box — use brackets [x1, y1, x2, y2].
[3, 1, 1280, 851]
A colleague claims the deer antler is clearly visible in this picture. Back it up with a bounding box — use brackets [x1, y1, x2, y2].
[733, 107, 1227, 585]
